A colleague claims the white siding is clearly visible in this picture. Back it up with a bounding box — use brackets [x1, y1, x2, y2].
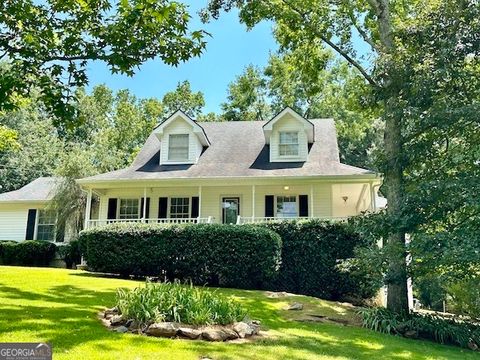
[270, 114, 309, 162]
[0, 203, 44, 241]
[159, 118, 203, 165]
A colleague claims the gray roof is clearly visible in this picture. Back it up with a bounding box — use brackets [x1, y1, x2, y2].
[0, 177, 59, 202]
[79, 119, 375, 183]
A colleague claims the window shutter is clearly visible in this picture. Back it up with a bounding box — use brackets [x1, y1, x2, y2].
[299, 195, 309, 217]
[56, 222, 65, 243]
[140, 198, 150, 219]
[191, 196, 199, 218]
[25, 209, 37, 240]
[107, 198, 117, 220]
[265, 195, 274, 217]
[158, 197, 168, 218]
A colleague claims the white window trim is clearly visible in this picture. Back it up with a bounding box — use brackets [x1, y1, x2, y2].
[34, 209, 57, 242]
[275, 195, 299, 218]
[168, 197, 191, 218]
[167, 133, 190, 163]
[278, 131, 300, 157]
[117, 198, 141, 219]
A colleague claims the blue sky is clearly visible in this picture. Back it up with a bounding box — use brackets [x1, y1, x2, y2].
[86, 2, 277, 113]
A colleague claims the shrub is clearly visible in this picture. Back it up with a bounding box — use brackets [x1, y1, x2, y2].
[116, 281, 247, 325]
[57, 240, 82, 269]
[259, 219, 379, 301]
[0, 240, 57, 266]
[447, 278, 480, 319]
[79, 223, 282, 289]
[359, 307, 480, 350]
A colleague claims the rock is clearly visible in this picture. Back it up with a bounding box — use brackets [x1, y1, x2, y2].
[115, 326, 128, 333]
[284, 302, 303, 311]
[249, 322, 260, 335]
[104, 307, 118, 316]
[146, 322, 178, 338]
[265, 291, 289, 298]
[404, 330, 418, 339]
[251, 320, 261, 326]
[127, 320, 141, 331]
[178, 327, 202, 339]
[223, 328, 239, 340]
[468, 340, 478, 351]
[201, 328, 229, 342]
[110, 315, 124, 326]
[233, 322, 254, 338]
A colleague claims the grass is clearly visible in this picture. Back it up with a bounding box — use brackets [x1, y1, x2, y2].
[0, 267, 478, 360]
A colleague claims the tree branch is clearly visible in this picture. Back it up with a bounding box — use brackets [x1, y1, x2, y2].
[347, 10, 380, 52]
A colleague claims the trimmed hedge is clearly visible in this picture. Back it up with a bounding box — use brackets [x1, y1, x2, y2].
[0, 240, 57, 266]
[260, 220, 379, 301]
[79, 223, 282, 289]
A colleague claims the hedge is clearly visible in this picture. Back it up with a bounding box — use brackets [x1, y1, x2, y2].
[260, 220, 379, 301]
[79, 223, 282, 289]
[0, 240, 57, 266]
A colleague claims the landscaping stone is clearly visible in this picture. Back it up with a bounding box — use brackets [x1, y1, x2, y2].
[201, 328, 229, 342]
[284, 302, 303, 310]
[223, 328, 239, 340]
[110, 315, 124, 326]
[404, 330, 418, 339]
[146, 322, 178, 338]
[115, 326, 128, 333]
[178, 327, 202, 339]
[468, 340, 479, 351]
[233, 322, 254, 338]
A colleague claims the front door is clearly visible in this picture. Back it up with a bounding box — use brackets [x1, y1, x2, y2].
[222, 197, 240, 224]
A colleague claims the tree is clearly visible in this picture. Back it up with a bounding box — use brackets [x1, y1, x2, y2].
[221, 65, 271, 121]
[162, 81, 205, 118]
[0, 0, 207, 124]
[204, 0, 480, 313]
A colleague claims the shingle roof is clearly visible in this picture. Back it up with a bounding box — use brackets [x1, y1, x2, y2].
[79, 119, 375, 183]
[0, 177, 59, 202]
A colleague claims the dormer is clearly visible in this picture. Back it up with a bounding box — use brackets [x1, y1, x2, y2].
[153, 110, 210, 165]
[263, 107, 314, 162]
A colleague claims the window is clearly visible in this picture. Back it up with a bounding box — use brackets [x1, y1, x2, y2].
[279, 132, 299, 156]
[170, 197, 190, 218]
[168, 134, 189, 161]
[36, 210, 56, 241]
[119, 199, 140, 219]
[277, 196, 297, 218]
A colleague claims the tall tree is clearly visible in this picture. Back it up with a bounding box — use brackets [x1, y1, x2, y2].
[162, 81, 205, 118]
[221, 65, 270, 121]
[0, 0, 207, 124]
[204, 0, 480, 313]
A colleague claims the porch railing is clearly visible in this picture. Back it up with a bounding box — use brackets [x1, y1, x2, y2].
[86, 216, 213, 229]
[236, 216, 349, 224]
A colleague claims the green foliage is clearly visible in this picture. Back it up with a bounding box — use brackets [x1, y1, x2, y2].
[0, 240, 56, 266]
[359, 307, 480, 350]
[0, 125, 19, 153]
[447, 278, 480, 319]
[259, 220, 381, 301]
[162, 81, 205, 118]
[0, 0, 206, 123]
[116, 281, 246, 326]
[56, 241, 82, 269]
[79, 223, 282, 289]
[221, 65, 271, 121]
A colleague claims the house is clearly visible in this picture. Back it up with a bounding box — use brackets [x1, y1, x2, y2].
[0, 177, 63, 242]
[76, 107, 382, 227]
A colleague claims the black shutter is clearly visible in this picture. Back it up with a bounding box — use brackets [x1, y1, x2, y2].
[25, 209, 37, 240]
[140, 198, 150, 219]
[107, 198, 117, 219]
[158, 197, 168, 218]
[191, 196, 199, 218]
[299, 195, 309, 217]
[55, 222, 65, 243]
[265, 195, 274, 217]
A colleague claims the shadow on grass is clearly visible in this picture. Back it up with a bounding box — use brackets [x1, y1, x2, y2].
[0, 273, 474, 360]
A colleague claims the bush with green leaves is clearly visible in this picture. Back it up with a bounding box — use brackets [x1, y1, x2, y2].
[259, 220, 381, 301]
[359, 307, 480, 350]
[79, 223, 282, 289]
[0, 240, 56, 266]
[116, 281, 246, 326]
[56, 240, 82, 269]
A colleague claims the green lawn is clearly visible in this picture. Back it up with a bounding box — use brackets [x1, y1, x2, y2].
[0, 266, 477, 360]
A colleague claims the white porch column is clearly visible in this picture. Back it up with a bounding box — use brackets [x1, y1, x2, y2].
[142, 187, 147, 222]
[84, 188, 92, 229]
[251, 185, 256, 221]
[310, 184, 314, 218]
[370, 183, 376, 212]
[198, 185, 202, 218]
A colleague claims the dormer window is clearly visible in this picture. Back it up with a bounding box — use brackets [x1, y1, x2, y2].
[279, 132, 299, 156]
[168, 134, 189, 161]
